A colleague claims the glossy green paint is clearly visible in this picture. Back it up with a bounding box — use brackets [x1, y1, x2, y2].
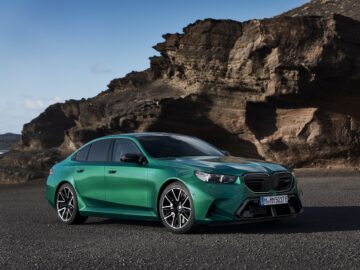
[46, 133, 302, 223]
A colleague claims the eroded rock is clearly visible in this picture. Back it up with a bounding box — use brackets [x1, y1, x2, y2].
[1, 14, 360, 183]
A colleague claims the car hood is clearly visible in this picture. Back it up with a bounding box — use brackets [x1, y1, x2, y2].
[159, 156, 288, 175]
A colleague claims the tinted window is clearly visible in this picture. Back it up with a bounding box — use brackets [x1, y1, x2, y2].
[73, 145, 90, 161]
[137, 135, 223, 158]
[112, 139, 142, 162]
[87, 140, 112, 162]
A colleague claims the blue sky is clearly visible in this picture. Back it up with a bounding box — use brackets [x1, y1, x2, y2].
[0, 0, 308, 134]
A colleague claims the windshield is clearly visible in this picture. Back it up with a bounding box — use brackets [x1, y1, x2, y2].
[136, 135, 224, 158]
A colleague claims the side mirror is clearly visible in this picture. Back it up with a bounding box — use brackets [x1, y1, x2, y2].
[120, 153, 147, 165]
[221, 150, 230, 156]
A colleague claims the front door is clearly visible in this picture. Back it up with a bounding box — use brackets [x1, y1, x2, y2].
[105, 139, 149, 210]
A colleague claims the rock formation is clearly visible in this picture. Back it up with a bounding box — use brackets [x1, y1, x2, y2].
[282, 0, 360, 20]
[2, 11, 360, 183]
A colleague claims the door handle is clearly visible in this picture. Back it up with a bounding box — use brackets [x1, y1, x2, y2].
[76, 169, 84, 173]
[108, 170, 117, 174]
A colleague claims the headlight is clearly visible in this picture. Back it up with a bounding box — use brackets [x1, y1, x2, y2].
[195, 171, 237, 184]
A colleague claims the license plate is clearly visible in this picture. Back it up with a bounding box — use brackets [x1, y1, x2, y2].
[260, 195, 288, 206]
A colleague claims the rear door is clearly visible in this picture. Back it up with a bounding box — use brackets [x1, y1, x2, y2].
[73, 139, 112, 206]
[105, 139, 149, 209]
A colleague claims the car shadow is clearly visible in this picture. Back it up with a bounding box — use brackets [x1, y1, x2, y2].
[82, 206, 360, 234]
[201, 206, 360, 234]
[84, 218, 163, 228]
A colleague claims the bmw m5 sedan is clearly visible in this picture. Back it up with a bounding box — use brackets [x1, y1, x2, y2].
[46, 132, 303, 233]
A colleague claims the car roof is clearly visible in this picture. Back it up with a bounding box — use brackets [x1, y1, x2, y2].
[100, 132, 189, 139]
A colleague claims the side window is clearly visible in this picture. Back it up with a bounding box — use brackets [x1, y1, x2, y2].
[112, 139, 142, 162]
[87, 139, 112, 162]
[73, 145, 90, 161]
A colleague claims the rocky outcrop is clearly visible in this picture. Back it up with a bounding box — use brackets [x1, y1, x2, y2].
[2, 13, 360, 183]
[282, 0, 360, 21]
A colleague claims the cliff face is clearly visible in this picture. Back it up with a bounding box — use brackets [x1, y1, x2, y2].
[282, 0, 360, 21]
[1, 14, 360, 183]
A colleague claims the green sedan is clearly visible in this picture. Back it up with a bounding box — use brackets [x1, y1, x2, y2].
[46, 132, 303, 233]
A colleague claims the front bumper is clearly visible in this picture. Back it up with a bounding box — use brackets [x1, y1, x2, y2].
[235, 194, 302, 221]
[187, 174, 303, 224]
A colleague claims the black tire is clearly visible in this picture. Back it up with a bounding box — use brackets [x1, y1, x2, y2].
[56, 183, 87, 225]
[159, 182, 197, 234]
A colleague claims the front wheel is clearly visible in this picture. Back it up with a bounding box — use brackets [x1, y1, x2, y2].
[159, 182, 197, 234]
[56, 183, 87, 225]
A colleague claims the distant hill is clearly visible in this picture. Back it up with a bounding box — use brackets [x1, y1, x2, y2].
[0, 133, 21, 150]
[282, 0, 360, 21]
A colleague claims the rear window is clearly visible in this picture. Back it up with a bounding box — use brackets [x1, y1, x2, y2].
[73, 145, 90, 161]
[86, 140, 112, 162]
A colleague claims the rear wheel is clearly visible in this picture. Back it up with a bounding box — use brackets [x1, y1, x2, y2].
[56, 183, 87, 225]
[159, 182, 197, 234]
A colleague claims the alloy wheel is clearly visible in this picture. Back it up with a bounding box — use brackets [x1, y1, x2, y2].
[56, 186, 75, 222]
[161, 188, 192, 229]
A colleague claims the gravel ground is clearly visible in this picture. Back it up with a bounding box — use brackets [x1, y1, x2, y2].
[1, 177, 360, 269]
